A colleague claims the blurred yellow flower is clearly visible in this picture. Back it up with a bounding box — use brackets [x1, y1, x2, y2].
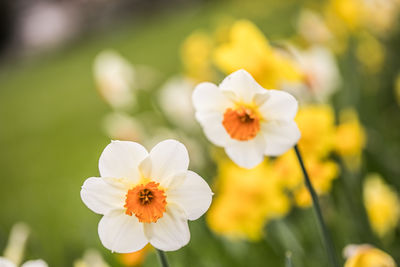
[296, 105, 335, 158]
[334, 109, 366, 169]
[356, 32, 385, 73]
[118, 245, 152, 267]
[213, 20, 302, 88]
[207, 158, 290, 241]
[328, 0, 362, 31]
[325, 0, 400, 40]
[343, 244, 397, 267]
[271, 105, 340, 208]
[181, 31, 214, 82]
[272, 150, 303, 191]
[293, 158, 339, 207]
[274, 150, 339, 208]
[363, 174, 400, 237]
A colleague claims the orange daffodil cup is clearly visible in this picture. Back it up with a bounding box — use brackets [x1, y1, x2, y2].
[192, 69, 300, 169]
[80, 139, 213, 253]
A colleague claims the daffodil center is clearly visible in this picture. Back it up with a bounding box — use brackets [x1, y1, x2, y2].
[139, 189, 153, 205]
[124, 181, 167, 223]
[222, 106, 261, 141]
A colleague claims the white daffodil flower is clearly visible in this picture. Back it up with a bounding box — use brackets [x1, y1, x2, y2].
[93, 50, 136, 109]
[192, 69, 300, 169]
[283, 45, 341, 104]
[3, 223, 30, 266]
[80, 139, 213, 253]
[158, 76, 198, 131]
[0, 223, 47, 267]
[0, 258, 48, 267]
[73, 249, 110, 267]
[297, 9, 333, 45]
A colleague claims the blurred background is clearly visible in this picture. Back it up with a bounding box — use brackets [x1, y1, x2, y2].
[1, 0, 400, 266]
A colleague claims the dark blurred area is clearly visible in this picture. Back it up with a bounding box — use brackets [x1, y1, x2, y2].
[0, 0, 201, 61]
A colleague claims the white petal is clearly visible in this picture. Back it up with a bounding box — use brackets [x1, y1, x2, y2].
[219, 69, 265, 103]
[195, 112, 230, 147]
[21, 260, 48, 267]
[160, 171, 187, 190]
[225, 135, 266, 169]
[192, 82, 231, 113]
[168, 171, 213, 220]
[138, 156, 152, 179]
[143, 140, 189, 186]
[258, 90, 298, 121]
[81, 177, 127, 215]
[0, 258, 16, 267]
[144, 204, 190, 251]
[99, 141, 148, 181]
[262, 121, 301, 156]
[98, 210, 148, 253]
[253, 91, 270, 107]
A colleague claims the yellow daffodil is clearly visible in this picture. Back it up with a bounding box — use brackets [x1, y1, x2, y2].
[363, 174, 400, 237]
[334, 108, 366, 169]
[206, 158, 290, 241]
[327, 0, 363, 31]
[213, 20, 302, 89]
[181, 31, 214, 82]
[273, 150, 339, 208]
[324, 0, 400, 47]
[343, 244, 397, 267]
[81, 140, 213, 252]
[296, 105, 335, 158]
[293, 159, 339, 207]
[272, 104, 339, 207]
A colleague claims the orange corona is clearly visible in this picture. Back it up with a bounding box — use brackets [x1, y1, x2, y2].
[124, 181, 167, 223]
[222, 106, 261, 141]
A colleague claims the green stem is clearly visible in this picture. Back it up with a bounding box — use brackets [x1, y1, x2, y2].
[285, 251, 293, 267]
[156, 249, 170, 267]
[294, 145, 339, 267]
